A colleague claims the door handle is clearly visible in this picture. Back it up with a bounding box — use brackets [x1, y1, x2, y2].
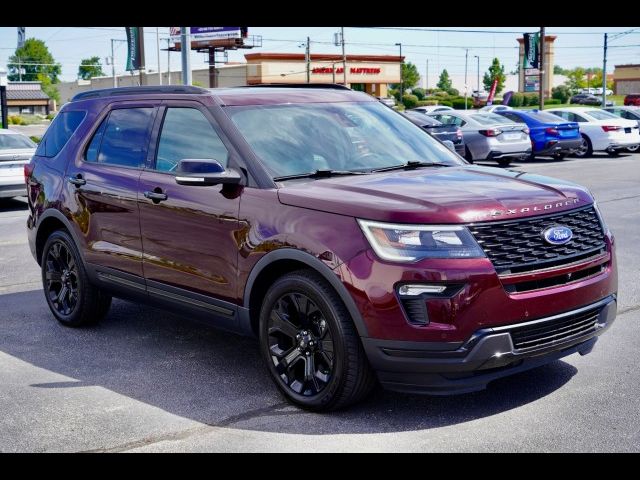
[67, 175, 86, 187]
[144, 190, 168, 203]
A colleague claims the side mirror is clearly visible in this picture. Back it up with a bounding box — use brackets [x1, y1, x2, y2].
[174, 159, 242, 186]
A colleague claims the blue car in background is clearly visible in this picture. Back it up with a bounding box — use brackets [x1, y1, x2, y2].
[496, 110, 582, 160]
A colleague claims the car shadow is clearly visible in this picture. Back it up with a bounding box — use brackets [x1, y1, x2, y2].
[0, 197, 28, 212]
[0, 289, 578, 435]
[475, 151, 633, 169]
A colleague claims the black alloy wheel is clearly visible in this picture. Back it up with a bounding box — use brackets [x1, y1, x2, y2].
[44, 240, 79, 317]
[41, 230, 112, 327]
[267, 292, 334, 397]
[259, 270, 376, 411]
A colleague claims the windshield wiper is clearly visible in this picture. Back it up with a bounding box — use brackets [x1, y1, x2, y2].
[273, 169, 369, 182]
[371, 161, 451, 173]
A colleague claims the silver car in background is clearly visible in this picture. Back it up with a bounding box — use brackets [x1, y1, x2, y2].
[425, 111, 531, 167]
[0, 130, 37, 199]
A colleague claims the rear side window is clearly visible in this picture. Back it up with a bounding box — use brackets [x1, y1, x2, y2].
[85, 108, 154, 168]
[501, 113, 525, 123]
[35, 110, 86, 157]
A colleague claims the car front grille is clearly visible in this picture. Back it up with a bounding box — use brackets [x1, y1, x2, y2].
[468, 206, 606, 275]
[509, 305, 601, 352]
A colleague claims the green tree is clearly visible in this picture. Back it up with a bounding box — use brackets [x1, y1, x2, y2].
[554, 65, 570, 75]
[437, 69, 452, 92]
[390, 62, 421, 91]
[37, 73, 60, 103]
[565, 67, 586, 91]
[77, 56, 105, 80]
[552, 85, 571, 104]
[482, 57, 506, 94]
[7, 38, 61, 83]
[412, 87, 426, 100]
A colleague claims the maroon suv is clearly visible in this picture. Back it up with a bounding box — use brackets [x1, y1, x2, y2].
[25, 85, 618, 411]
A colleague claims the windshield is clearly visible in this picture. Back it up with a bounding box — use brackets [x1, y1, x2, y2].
[0, 133, 37, 150]
[471, 113, 516, 125]
[225, 101, 464, 178]
[586, 109, 619, 120]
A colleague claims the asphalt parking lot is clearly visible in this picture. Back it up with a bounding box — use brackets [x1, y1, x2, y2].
[1, 153, 639, 452]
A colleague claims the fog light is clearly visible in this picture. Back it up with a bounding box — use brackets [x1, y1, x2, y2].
[398, 284, 447, 296]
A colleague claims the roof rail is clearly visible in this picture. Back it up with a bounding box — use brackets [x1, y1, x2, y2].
[71, 85, 209, 102]
[239, 83, 351, 91]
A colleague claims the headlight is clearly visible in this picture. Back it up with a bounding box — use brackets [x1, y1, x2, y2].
[593, 201, 609, 234]
[357, 219, 485, 262]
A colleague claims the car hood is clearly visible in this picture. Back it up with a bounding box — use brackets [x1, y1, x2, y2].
[277, 165, 593, 224]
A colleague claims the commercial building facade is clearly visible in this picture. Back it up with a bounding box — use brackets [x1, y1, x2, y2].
[6, 82, 51, 115]
[613, 64, 640, 95]
[56, 53, 402, 105]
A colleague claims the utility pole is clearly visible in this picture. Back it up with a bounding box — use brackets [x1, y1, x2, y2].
[166, 38, 171, 85]
[156, 27, 162, 85]
[474, 55, 480, 95]
[396, 43, 403, 99]
[341, 27, 347, 86]
[602, 33, 608, 107]
[305, 37, 311, 84]
[180, 27, 192, 86]
[464, 49, 469, 110]
[539, 26, 545, 110]
[111, 40, 116, 87]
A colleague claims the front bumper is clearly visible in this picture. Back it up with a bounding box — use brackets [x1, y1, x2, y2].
[535, 138, 582, 156]
[362, 295, 616, 395]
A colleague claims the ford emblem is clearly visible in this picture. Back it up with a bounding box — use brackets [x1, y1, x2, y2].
[542, 225, 573, 245]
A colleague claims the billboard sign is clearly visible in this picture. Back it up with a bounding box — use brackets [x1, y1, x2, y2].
[524, 75, 540, 92]
[170, 27, 243, 42]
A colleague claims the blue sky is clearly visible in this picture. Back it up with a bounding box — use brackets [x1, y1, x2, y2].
[1, 27, 639, 86]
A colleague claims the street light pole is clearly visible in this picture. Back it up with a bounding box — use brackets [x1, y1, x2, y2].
[180, 27, 192, 86]
[396, 42, 403, 100]
[111, 39, 116, 87]
[602, 33, 608, 107]
[425, 59, 429, 90]
[156, 27, 162, 86]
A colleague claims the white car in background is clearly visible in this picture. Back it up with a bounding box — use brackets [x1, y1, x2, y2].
[480, 105, 513, 113]
[411, 105, 455, 114]
[546, 107, 640, 157]
[0, 130, 37, 199]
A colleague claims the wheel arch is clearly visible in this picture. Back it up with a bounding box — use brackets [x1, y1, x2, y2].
[35, 210, 84, 266]
[243, 249, 369, 338]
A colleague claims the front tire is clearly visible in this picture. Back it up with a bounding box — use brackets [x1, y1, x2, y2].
[41, 230, 112, 327]
[464, 146, 474, 163]
[259, 270, 376, 411]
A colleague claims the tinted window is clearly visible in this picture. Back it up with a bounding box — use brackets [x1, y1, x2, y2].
[0, 133, 37, 150]
[88, 108, 153, 168]
[571, 113, 588, 123]
[36, 111, 86, 157]
[472, 114, 515, 126]
[527, 111, 569, 123]
[501, 113, 525, 123]
[586, 110, 618, 120]
[155, 108, 228, 172]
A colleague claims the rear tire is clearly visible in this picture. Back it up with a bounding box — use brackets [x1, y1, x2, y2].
[41, 230, 112, 327]
[497, 158, 512, 168]
[626, 145, 639, 153]
[464, 146, 474, 163]
[259, 269, 376, 411]
[553, 153, 567, 161]
[573, 134, 593, 158]
[607, 149, 620, 157]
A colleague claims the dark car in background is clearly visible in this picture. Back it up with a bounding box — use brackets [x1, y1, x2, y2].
[570, 94, 613, 107]
[496, 109, 581, 160]
[26, 85, 617, 411]
[402, 110, 465, 156]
